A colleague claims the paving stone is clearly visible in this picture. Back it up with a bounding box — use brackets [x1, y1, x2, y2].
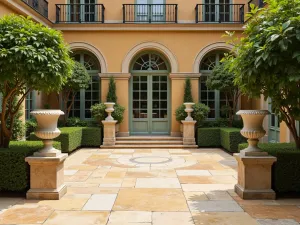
[43, 211, 109, 225]
[152, 212, 195, 225]
[192, 212, 259, 225]
[67, 187, 119, 195]
[83, 194, 117, 211]
[108, 211, 152, 223]
[176, 170, 211, 176]
[64, 170, 78, 175]
[136, 178, 181, 188]
[257, 219, 300, 225]
[205, 191, 233, 200]
[188, 200, 243, 212]
[184, 192, 208, 201]
[178, 176, 236, 184]
[0, 198, 23, 210]
[182, 184, 234, 192]
[113, 188, 189, 211]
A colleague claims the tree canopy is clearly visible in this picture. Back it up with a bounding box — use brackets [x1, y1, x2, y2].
[0, 15, 73, 147]
[229, 0, 300, 148]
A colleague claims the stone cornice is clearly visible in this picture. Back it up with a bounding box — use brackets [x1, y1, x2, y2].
[169, 73, 201, 80]
[99, 73, 131, 80]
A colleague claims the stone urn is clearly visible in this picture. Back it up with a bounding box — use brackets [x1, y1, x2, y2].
[236, 110, 270, 156]
[184, 102, 195, 121]
[30, 110, 64, 157]
[104, 102, 115, 121]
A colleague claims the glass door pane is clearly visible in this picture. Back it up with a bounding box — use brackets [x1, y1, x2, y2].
[219, 0, 230, 22]
[204, 0, 216, 22]
[152, 75, 168, 119]
[136, 0, 148, 22]
[84, 0, 96, 22]
[70, 0, 80, 22]
[151, 0, 164, 22]
[132, 75, 148, 119]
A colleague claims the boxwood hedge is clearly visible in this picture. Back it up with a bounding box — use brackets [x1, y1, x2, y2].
[238, 143, 300, 194]
[198, 128, 221, 147]
[0, 141, 61, 192]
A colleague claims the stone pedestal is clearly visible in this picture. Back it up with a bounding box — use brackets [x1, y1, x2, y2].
[102, 120, 117, 146]
[234, 153, 277, 200]
[181, 120, 196, 145]
[25, 154, 68, 200]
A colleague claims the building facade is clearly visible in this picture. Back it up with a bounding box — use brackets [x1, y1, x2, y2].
[0, 0, 294, 142]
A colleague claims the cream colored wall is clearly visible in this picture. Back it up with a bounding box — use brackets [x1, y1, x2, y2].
[0, 2, 16, 15]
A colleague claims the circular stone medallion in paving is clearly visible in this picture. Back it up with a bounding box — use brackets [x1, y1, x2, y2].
[130, 156, 172, 164]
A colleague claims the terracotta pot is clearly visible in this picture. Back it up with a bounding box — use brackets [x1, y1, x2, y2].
[236, 110, 270, 155]
[184, 102, 195, 121]
[104, 102, 115, 121]
[30, 110, 64, 157]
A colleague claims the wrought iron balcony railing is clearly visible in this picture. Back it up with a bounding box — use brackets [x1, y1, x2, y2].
[195, 4, 245, 23]
[123, 4, 178, 23]
[55, 4, 105, 23]
[22, 0, 48, 18]
[248, 0, 265, 11]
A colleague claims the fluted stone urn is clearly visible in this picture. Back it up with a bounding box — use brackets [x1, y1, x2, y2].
[237, 110, 270, 156]
[30, 110, 64, 157]
[184, 103, 195, 121]
[104, 102, 115, 121]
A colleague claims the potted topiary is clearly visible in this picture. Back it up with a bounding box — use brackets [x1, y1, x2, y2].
[90, 76, 125, 134]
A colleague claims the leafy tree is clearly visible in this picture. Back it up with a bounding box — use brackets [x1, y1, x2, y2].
[61, 61, 90, 123]
[206, 56, 241, 127]
[229, 0, 300, 148]
[106, 76, 117, 103]
[184, 77, 194, 103]
[0, 15, 73, 148]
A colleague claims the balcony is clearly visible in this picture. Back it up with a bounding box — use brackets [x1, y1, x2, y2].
[123, 4, 178, 23]
[195, 4, 245, 23]
[22, 0, 48, 18]
[248, 0, 265, 11]
[55, 4, 105, 23]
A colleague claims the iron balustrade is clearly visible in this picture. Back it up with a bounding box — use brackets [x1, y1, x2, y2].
[248, 0, 265, 11]
[195, 4, 245, 23]
[22, 0, 48, 18]
[123, 4, 178, 23]
[56, 4, 105, 23]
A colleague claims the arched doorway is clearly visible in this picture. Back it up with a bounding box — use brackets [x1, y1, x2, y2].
[68, 51, 101, 119]
[129, 52, 170, 135]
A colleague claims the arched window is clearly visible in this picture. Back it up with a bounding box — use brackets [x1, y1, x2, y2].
[68, 51, 101, 119]
[132, 53, 168, 72]
[199, 50, 230, 119]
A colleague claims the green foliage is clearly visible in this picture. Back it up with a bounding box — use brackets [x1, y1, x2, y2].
[239, 143, 300, 193]
[220, 128, 246, 153]
[65, 117, 88, 127]
[229, 0, 300, 148]
[107, 76, 117, 103]
[198, 118, 243, 128]
[175, 103, 210, 125]
[198, 128, 221, 147]
[82, 127, 102, 146]
[91, 103, 125, 125]
[25, 118, 37, 137]
[0, 141, 61, 192]
[0, 15, 73, 147]
[184, 77, 194, 103]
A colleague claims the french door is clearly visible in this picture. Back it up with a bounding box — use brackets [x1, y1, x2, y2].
[268, 103, 280, 143]
[69, 0, 97, 22]
[136, 0, 165, 22]
[204, 0, 231, 22]
[130, 74, 169, 135]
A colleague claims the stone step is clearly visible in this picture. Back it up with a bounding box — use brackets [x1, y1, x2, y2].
[116, 136, 182, 141]
[115, 141, 184, 145]
[101, 144, 198, 149]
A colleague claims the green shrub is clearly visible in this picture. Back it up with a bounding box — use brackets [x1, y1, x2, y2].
[199, 118, 243, 128]
[81, 127, 102, 147]
[238, 143, 300, 194]
[25, 118, 37, 137]
[30, 127, 83, 153]
[65, 117, 88, 127]
[0, 141, 61, 192]
[220, 128, 246, 153]
[198, 128, 221, 147]
[176, 103, 210, 125]
[91, 103, 125, 126]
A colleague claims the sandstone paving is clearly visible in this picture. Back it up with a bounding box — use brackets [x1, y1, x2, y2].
[1, 147, 299, 225]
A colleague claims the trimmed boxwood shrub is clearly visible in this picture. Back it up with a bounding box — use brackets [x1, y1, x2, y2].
[81, 127, 102, 147]
[0, 141, 61, 192]
[220, 128, 246, 153]
[238, 143, 300, 194]
[198, 128, 221, 147]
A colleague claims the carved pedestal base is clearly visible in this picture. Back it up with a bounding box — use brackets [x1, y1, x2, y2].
[181, 120, 196, 145]
[102, 120, 117, 146]
[234, 153, 277, 200]
[25, 154, 68, 200]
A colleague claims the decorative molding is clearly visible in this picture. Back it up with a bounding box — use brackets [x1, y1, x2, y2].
[99, 73, 131, 80]
[69, 42, 108, 73]
[122, 42, 179, 73]
[169, 73, 201, 80]
[236, 110, 270, 115]
[193, 42, 234, 73]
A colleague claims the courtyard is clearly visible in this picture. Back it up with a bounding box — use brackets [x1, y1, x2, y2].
[1, 147, 300, 225]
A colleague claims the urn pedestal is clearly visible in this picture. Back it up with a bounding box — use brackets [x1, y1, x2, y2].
[25, 110, 67, 200]
[234, 110, 277, 200]
[181, 103, 196, 145]
[101, 103, 117, 146]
